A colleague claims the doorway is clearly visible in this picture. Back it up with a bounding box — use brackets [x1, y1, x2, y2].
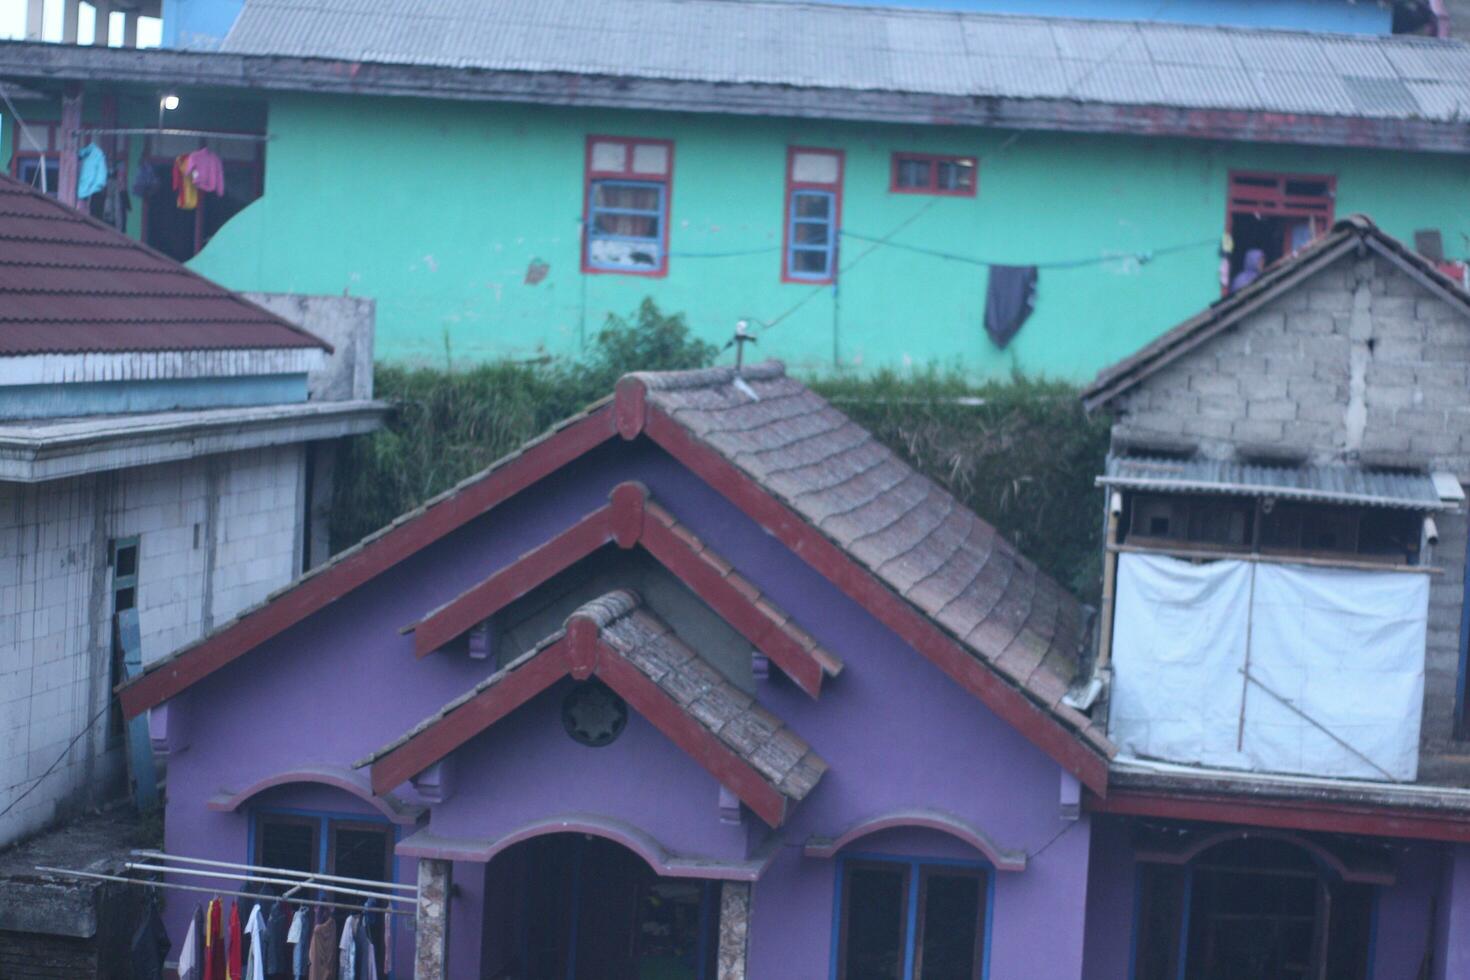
[483, 834, 718, 980]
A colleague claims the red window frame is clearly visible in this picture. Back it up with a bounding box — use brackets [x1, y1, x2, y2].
[781, 145, 844, 285]
[581, 134, 674, 278]
[890, 152, 978, 197]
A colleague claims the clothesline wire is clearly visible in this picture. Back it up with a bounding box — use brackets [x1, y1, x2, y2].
[839, 230, 1220, 270]
[70, 127, 273, 142]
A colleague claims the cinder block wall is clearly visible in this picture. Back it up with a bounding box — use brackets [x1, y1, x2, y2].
[0, 445, 305, 845]
[1109, 255, 1470, 783]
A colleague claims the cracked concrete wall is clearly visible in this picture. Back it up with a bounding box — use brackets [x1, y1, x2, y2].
[1110, 254, 1470, 783]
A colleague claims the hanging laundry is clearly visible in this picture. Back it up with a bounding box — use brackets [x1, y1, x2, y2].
[205, 898, 226, 980]
[76, 142, 107, 200]
[188, 146, 226, 196]
[307, 914, 338, 980]
[287, 906, 310, 979]
[178, 904, 204, 980]
[266, 902, 292, 978]
[173, 154, 199, 211]
[227, 901, 244, 980]
[131, 161, 162, 198]
[244, 903, 268, 980]
[128, 895, 172, 980]
[338, 914, 357, 980]
[103, 165, 131, 232]
[983, 264, 1038, 349]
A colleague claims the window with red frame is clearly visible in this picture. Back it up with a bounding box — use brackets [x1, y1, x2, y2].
[891, 153, 977, 197]
[583, 136, 673, 276]
[1225, 171, 1334, 291]
[783, 147, 843, 283]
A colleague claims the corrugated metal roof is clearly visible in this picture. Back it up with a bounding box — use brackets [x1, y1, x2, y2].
[1099, 456, 1449, 511]
[0, 173, 328, 355]
[220, 0, 1470, 123]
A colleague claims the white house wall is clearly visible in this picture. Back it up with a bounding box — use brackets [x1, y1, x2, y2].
[0, 444, 306, 845]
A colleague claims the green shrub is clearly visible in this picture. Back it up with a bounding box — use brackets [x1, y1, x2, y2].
[333, 303, 1108, 601]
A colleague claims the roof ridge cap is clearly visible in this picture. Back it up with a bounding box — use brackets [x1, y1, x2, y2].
[626, 359, 786, 391]
[565, 589, 642, 629]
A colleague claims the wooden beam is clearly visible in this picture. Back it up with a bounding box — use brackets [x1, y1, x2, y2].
[57, 83, 81, 208]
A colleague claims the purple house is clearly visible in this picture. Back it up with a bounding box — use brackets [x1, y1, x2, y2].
[121, 362, 1110, 978]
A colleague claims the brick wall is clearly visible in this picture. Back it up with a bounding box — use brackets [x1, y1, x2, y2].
[0, 445, 306, 845]
[1110, 254, 1470, 782]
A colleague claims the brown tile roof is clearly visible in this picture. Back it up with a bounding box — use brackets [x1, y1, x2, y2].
[360, 590, 827, 817]
[0, 172, 328, 355]
[632, 362, 1106, 753]
[1081, 215, 1470, 412]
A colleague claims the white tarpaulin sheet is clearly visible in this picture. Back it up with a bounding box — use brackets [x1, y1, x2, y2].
[1109, 552, 1428, 781]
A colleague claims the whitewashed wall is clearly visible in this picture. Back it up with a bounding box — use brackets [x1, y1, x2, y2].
[0, 445, 306, 845]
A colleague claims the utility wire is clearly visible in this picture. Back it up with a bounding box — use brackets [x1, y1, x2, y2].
[0, 702, 110, 820]
[839, 230, 1218, 270]
[0, 84, 50, 194]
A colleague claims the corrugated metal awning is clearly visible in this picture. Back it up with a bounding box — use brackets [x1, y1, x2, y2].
[1098, 456, 1452, 511]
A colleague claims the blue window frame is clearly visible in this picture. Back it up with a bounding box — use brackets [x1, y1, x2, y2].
[788, 189, 836, 281]
[587, 179, 666, 273]
[583, 135, 673, 276]
[830, 852, 992, 980]
[249, 806, 401, 977]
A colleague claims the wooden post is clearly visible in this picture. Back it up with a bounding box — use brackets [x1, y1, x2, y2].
[24, 0, 44, 40]
[716, 881, 751, 980]
[414, 858, 451, 980]
[57, 84, 82, 209]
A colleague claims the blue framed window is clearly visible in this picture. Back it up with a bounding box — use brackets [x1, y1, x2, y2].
[583, 136, 673, 276]
[788, 190, 836, 281]
[250, 807, 399, 976]
[831, 853, 991, 980]
[587, 180, 665, 272]
[783, 147, 843, 284]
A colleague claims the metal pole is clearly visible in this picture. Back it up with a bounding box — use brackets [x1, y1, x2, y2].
[130, 850, 418, 893]
[123, 862, 414, 905]
[35, 867, 414, 917]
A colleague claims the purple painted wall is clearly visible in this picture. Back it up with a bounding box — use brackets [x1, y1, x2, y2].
[1078, 817, 1453, 980]
[425, 679, 747, 864]
[1433, 844, 1470, 980]
[158, 436, 1092, 976]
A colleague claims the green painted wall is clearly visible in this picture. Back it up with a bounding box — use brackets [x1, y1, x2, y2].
[185, 93, 1470, 380]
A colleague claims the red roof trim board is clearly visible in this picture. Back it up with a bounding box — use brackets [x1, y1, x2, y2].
[624, 381, 1114, 794]
[405, 481, 841, 698]
[1087, 789, 1470, 846]
[117, 402, 620, 718]
[367, 593, 825, 827]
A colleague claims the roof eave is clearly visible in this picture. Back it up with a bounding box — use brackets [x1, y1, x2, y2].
[2, 42, 1468, 154]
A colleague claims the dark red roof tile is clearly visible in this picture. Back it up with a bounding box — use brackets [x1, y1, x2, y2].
[0, 172, 327, 355]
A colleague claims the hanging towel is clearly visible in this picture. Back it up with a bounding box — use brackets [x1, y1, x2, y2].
[76, 142, 107, 200]
[287, 907, 310, 979]
[205, 898, 226, 980]
[983, 264, 1038, 349]
[178, 904, 202, 980]
[188, 147, 226, 196]
[307, 916, 338, 980]
[173, 154, 199, 211]
[227, 901, 244, 980]
[244, 904, 268, 980]
[128, 898, 172, 980]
